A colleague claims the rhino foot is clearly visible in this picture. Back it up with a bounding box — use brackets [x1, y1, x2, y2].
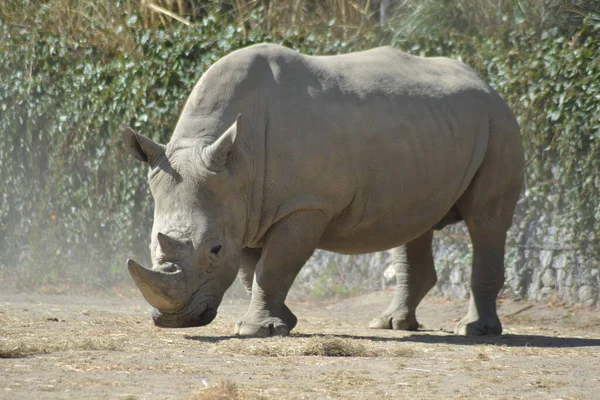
[234, 304, 297, 337]
[369, 312, 419, 331]
[454, 315, 502, 336]
[234, 318, 290, 337]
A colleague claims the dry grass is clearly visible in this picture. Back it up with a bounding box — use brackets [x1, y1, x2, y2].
[2, 295, 600, 399]
[0, 337, 123, 358]
[316, 370, 373, 389]
[0, 0, 377, 51]
[213, 335, 418, 358]
[300, 336, 369, 356]
[190, 380, 263, 400]
[228, 0, 374, 36]
[0, 328, 123, 358]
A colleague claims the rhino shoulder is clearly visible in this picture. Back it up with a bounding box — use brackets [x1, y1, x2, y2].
[179, 45, 286, 124]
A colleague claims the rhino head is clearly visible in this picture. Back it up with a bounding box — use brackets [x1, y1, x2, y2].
[121, 116, 246, 328]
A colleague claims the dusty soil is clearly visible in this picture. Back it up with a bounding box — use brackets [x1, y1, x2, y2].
[1, 290, 599, 400]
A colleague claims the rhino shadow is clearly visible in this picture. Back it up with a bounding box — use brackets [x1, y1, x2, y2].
[184, 332, 600, 348]
[314, 332, 600, 348]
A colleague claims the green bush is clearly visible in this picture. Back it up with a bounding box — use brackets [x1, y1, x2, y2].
[0, 9, 368, 290]
[386, 0, 600, 37]
[390, 28, 600, 245]
[387, 28, 600, 300]
[1, 4, 598, 300]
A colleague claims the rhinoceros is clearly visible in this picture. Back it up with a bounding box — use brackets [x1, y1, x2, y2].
[122, 43, 524, 337]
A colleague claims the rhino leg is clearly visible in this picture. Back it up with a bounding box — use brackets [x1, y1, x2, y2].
[455, 229, 507, 335]
[238, 248, 261, 295]
[369, 231, 436, 331]
[454, 117, 524, 336]
[237, 247, 298, 329]
[455, 196, 519, 336]
[234, 211, 327, 337]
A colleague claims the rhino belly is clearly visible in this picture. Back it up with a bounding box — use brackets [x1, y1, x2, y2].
[318, 193, 457, 255]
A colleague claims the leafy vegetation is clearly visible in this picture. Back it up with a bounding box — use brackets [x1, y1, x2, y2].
[0, 1, 598, 302]
[385, 0, 600, 37]
[391, 28, 600, 301]
[0, 5, 369, 290]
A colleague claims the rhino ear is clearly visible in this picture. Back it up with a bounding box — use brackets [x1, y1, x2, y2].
[201, 114, 242, 172]
[121, 126, 165, 165]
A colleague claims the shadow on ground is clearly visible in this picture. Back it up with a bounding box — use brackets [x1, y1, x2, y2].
[400, 333, 600, 348]
[184, 332, 600, 348]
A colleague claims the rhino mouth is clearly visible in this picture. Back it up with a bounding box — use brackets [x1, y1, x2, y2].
[152, 306, 217, 328]
[150, 291, 220, 328]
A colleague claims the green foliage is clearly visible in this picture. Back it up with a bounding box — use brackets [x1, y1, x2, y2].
[386, 0, 600, 37]
[386, 27, 600, 299]
[0, 2, 598, 297]
[388, 28, 600, 248]
[0, 12, 242, 288]
[0, 7, 367, 290]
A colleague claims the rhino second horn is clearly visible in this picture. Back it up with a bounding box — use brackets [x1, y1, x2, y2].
[157, 232, 182, 257]
[127, 259, 188, 312]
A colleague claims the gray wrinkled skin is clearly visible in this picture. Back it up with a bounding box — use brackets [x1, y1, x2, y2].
[122, 43, 524, 337]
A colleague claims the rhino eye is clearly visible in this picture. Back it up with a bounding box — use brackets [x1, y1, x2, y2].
[206, 240, 223, 262]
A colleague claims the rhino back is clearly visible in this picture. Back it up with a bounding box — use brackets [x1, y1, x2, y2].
[255, 46, 500, 253]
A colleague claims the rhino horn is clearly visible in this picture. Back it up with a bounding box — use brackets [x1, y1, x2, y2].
[127, 259, 188, 312]
[157, 232, 183, 258]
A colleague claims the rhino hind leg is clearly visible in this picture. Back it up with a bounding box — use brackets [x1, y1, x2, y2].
[454, 228, 507, 335]
[234, 211, 328, 337]
[454, 192, 520, 336]
[369, 231, 437, 331]
[454, 116, 524, 336]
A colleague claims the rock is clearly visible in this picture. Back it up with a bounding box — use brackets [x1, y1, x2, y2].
[541, 268, 557, 288]
[450, 267, 463, 285]
[383, 265, 396, 285]
[539, 250, 554, 269]
[577, 285, 598, 307]
[540, 287, 555, 298]
[552, 253, 569, 270]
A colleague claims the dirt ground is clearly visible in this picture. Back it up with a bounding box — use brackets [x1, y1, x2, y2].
[1, 290, 599, 400]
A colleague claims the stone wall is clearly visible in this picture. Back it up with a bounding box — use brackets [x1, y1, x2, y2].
[298, 219, 599, 307]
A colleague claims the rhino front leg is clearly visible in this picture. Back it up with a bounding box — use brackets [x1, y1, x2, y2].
[237, 247, 297, 327]
[369, 231, 436, 331]
[238, 248, 261, 295]
[234, 211, 327, 337]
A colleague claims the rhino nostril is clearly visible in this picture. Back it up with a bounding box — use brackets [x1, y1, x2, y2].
[162, 263, 178, 273]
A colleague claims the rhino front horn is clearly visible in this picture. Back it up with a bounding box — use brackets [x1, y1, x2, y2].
[127, 259, 189, 313]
